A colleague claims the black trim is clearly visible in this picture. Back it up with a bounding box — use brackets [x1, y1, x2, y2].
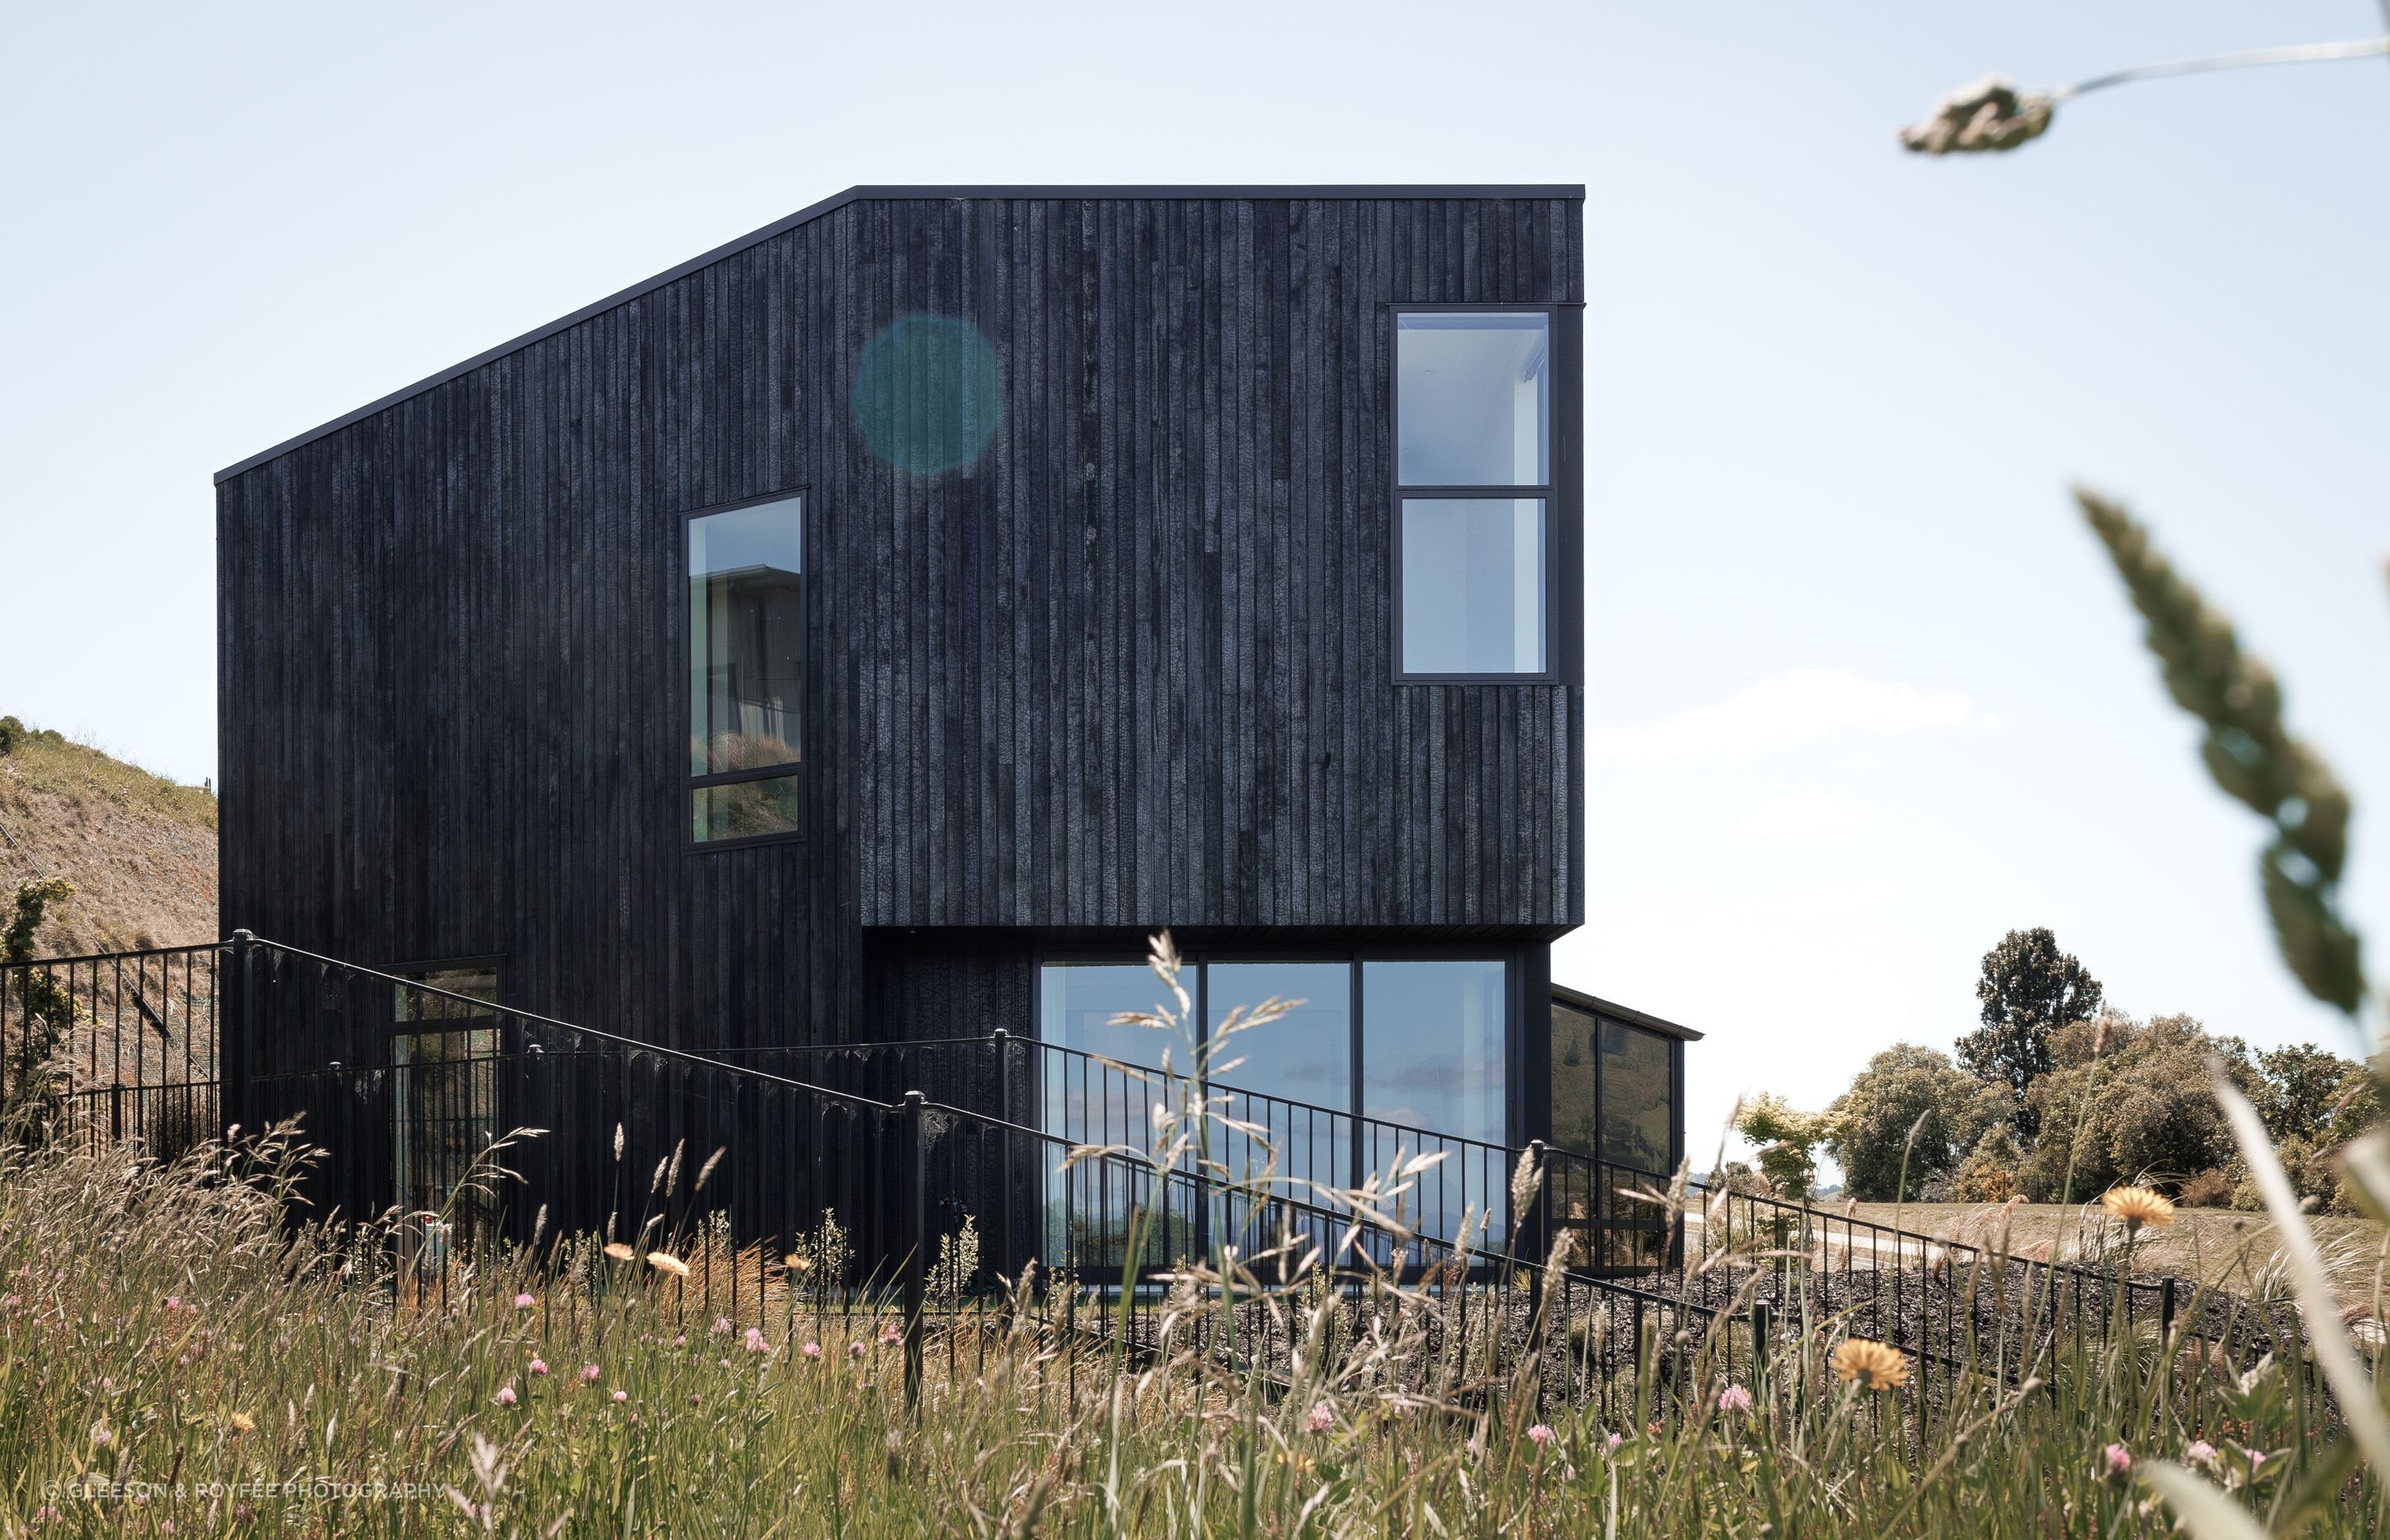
[1388, 305, 1565, 685]
[680, 488, 809, 853]
[214, 184, 1586, 484]
[1549, 982, 1704, 1041]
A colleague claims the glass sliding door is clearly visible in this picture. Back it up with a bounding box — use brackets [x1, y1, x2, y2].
[1361, 960, 1507, 1245]
[1207, 962, 1352, 1260]
[1037, 962, 1187, 1269]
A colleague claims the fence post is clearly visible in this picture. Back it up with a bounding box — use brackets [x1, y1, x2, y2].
[1751, 1297, 1771, 1374]
[900, 1090, 927, 1414]
[991, 1031, 1014, 1282]
[224, 930, 256, 1142]
[2159, 1275, 2177, 1350]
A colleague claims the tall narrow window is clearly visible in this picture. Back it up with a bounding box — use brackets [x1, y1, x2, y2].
[687, 495, 804, 843]
[1394, 311, 1551, 677]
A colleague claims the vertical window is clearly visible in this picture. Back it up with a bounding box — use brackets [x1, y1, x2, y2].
[1394, 312, 1551, 677]
[390, 965, 502, 1242]
[687, 495, 804, 843]
[1360, 959, 1507, 1240]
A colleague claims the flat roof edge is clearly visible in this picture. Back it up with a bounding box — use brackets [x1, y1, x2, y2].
[213, 183, 1586, 485]
[1551, 981, 1705, 1041]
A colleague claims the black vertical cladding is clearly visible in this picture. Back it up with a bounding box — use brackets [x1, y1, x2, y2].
[216, 191, 1585, 1055]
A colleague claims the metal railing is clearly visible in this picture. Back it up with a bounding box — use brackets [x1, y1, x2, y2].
[7, 937, 2314, 1424]
[0, 941, 221, 1155]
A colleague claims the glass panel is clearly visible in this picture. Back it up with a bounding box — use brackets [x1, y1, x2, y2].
[393, 967, 499, 1023]
[1039, 962, 1192, 1270]
[390, 963, 503, 1264]
[1401, 498, 1545, 675]
[1549, 1000, 1600, 1157]
[1361, 960, 1506, 1242]
[1397, 312, 1549, 486]
[1598, 1020, 1673, 1172]
[691, 774, 802, 843]
[1208, 962, 1352, 1238]
[689, 497, 804, 779]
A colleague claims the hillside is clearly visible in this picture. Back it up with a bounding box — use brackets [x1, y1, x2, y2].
[0, 717, 216, 958]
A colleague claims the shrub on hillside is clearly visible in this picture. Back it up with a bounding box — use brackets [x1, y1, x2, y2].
[1825, 1043, 2007, 1201]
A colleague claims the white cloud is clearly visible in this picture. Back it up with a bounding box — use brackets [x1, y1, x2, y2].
[1732, 792, 1868, 842]
[1589, 669, 1976, 764]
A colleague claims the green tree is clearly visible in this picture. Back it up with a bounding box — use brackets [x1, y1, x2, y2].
[1956, 928, 2104, 1142]
[1825, 1044, 2006, 1201]
[2016, 1013, 2234, 1203]
[1734, 1093, 1835, 1203]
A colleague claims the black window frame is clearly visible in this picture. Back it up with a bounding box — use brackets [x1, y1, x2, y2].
[1031, 943, 1524, 1153]
[1388, 302, 1568, 685]
[679, 487, 812, 853]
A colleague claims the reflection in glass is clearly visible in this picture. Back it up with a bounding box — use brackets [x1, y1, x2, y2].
[1599, 1021, 1673, 1172]
[1397, 312, 1549, 487]
[1401, 498, 1545, 674]
[390, 965, 502, 1260]
[689, 498, 804, 780]
[1209, 962, 1352, 1243]
[1549, 1000, 1600, 1157]
[1361, 960, 1506, 1240]
[1038, 963, 1189, 1268]
[690, 775, 802, 843]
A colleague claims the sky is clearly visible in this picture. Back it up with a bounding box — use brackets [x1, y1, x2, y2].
[2, 2, 2385, 1167]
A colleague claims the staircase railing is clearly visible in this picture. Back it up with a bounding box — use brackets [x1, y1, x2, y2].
[0, 940, 221, 1156]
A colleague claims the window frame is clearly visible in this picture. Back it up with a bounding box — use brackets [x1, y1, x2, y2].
[1388, 302, 1568, 685]
[1031, 943, 1523, 1151]
[678, 487, 812, 853]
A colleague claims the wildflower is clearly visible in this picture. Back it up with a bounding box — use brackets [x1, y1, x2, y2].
[602, 1243, 636, 1263]
[849, 1342, 866, 1361]
[1829, 1338, 1910, 1391]
[719, 1357, 733, 1369]
[712, 1317, 734, 1335]
[495, 1386, 518, 1406]
[612, 1389, 627, 1404]
[1275, 1450, 1316, 1475]
[673, 1334, 686, 1348]
[2099, 1187, 2176, 1235]
[802, 1341, 822, 1361]
[529, 1358, 549, 1377]
[2104, 1442, 2132, 1481]
[1305, 1401, 1334, 1433]
[880, 1320, 903, 1344]
[1606, 1431, 1624, 1452]
[90, 1423, 113, 1446]
[1464, 1435, 1485, 1458]
[581, 1364, 601, 1384]
[2248, 1449, 2267, 1470]
[2187, 1440, 2217, 1466]
[164, 1295, 182, 1313]
[646, 1251, 690, 1279]
[159, 1524, 173, 1536]
[1718, 1384, 1753, 1414]
[228, 1411, 256, 1435]
[743, 1327, 770, 1354]
[1527, 1424, 1555, 1448]
[513, 1292, 536, 1309]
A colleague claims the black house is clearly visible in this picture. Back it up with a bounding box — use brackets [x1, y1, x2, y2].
[213, 186, 1682, 1252]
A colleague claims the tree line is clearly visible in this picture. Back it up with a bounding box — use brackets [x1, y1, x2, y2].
[1734, 926, 2378, 1211]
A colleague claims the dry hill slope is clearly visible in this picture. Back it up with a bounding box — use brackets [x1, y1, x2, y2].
[0, 717, 216, 957]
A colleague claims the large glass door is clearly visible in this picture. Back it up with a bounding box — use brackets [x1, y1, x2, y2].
[1359, 960, 1507, 1245]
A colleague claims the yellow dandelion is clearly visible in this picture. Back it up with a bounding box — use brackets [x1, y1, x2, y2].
[784, 1255, 813, 1273]
[602, 1242, 637, 1263]
[228, 1411, 256, 1435]
[1829, 1338, 1910, 1391]
[2100, 1187, 2175, 1234]
[1274, 1450, 1316, 1476]
[646, 1251, 690, 1279]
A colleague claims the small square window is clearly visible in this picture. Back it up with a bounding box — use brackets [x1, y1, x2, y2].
[1400, 497, 1546, 675]
[1397, 313, 1549, 487]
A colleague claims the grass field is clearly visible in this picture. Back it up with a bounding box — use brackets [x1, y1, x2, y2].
[4, 1128, 2385, 1538]
[1843, 1201, 2389, 1297]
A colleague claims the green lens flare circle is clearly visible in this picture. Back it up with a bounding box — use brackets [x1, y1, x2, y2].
[850, 314, 1002, 476]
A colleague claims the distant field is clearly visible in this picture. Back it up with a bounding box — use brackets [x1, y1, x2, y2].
[1843, 1201, 2386, 1295]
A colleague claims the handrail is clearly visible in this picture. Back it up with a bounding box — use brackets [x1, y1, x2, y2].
[722, 1031, 2168, 1298]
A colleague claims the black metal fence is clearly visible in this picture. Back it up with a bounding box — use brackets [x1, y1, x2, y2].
[7, 933, 2314, 1427]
